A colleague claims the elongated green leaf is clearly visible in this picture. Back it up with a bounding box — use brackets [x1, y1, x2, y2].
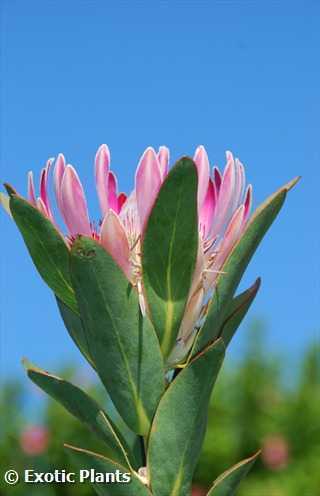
[219, 278, 261, 347]
[70, 237, 165, 435]
[148, 339, 225, 496]
[8, 194, 77, 312]
[194, 178, 299, 354]
[56, 297, 94, 367]
[24, 360, 133, 468]
[66, 444, 152, 496]
[142, 157, 198, 358]
[207, 451, 260, 495]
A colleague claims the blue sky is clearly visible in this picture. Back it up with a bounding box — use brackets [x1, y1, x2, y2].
[1, 1, 319, 382]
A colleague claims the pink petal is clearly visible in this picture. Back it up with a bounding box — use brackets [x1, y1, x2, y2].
[54, 154, 66, 212]
[36, 197, 49, 217]
[199, 179, 216, 239]
[213, 166, 222, 193]
[28, 171, 36, 206]
[220, 153, 235, 200]
[157, 146, 169, 179]
[95, 144, 110, 217]
[193, 145, 210, 210]
[243, 184, 252, 223]
[224, 204, 245, 239]
[175, 238, 206, 342]
[189, 241, 205, 296]
[60, 165, 91, 236]
[100, 210, 132, 281]
[214, 204, 245, 269]
[135, 147, 162, 232]
[177, 285, 204, 342]
[211, 152, 236, 237]
[204, 205, 245, 291]
[233, 158, 245, 211]
[119, 190, 140, 238]
[238, 160, 246, 200]
[40, 159, 54, 220]
[107, 171, 118, 212]
[118, 193, 127, 212]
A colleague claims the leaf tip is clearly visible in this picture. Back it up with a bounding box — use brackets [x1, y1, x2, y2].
[193, 336, 226, 363]
[3, 183, 17, 196]
[252, 277, 262, 293]
[285, 176, 301, 191]
[21, 357, 32, 370]
[172, 155, 197, 175]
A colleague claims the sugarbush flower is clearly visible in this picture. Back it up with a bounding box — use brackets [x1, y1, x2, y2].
[3, 140, 297, 495]
[23, 144, 251, 358]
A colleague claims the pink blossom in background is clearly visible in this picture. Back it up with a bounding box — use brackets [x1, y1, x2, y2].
[191, 485, 207, 496]
[261, 435, 289, 471]
[20, 425, 49, 456]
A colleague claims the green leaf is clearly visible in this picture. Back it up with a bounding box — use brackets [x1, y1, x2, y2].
[4, 183, 17, 196]
[70, 236, 165, 435]
[220, 278, 261, 347]
[194, 178, 299, 354]
[148, 339, 225, 496]
[23, 359, 133, 468]
[207, 451, 260, 495]
[142, 157, 198, 358]
[9, 195, 77, 313]
[56, 297, 94, 368]
[66, 444, 152, 496]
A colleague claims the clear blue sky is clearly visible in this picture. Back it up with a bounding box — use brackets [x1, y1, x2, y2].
[1, 1, 319, 382]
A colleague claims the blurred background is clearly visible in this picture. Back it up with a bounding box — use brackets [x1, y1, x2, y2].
[1, 1, 319, 495]
[1, 321, 320, 495]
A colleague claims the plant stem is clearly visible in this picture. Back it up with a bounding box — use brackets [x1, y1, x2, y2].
[139, 435, 146, 466]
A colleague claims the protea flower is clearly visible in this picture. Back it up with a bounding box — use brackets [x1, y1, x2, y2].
[21, 144, 251, 360]
[3, 141, 296, 495]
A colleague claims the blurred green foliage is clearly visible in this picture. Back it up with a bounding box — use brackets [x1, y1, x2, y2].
[1, 321, 319, 496]
[196, 321, 320, 496]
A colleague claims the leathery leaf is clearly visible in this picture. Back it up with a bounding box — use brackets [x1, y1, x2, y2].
[148, 339, 225, 496]
[219, 278, 261, 347]
[142, 157, 198, 358]
[8, 194, 77, 312]
[66, 444, 152, 496]
[70, 236, 165, 435]
[207, 451, 260, 495]
[56, 297, 94, 368]
[23, 359, 135, 468]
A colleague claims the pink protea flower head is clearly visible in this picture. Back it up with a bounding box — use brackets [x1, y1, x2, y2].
[20, 425, 49, 455]
[24, 144, 252, 357]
